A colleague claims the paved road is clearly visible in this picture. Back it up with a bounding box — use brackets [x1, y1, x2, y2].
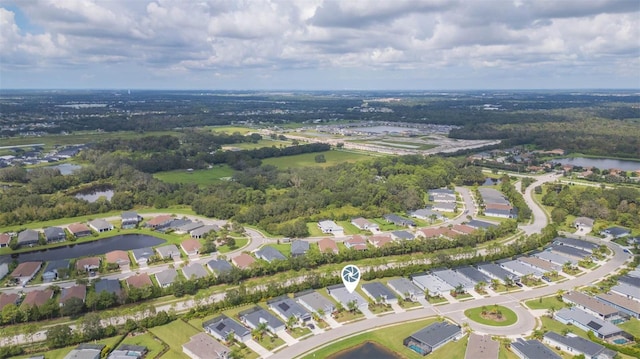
[519, 172, 560, 235]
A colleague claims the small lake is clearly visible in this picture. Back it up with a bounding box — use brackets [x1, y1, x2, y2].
[554, 157, 640, 171]
[75, 189, 114, 202]
[328, 342, 401, 359]
[46, 163, 82, 175]
[13, 234, 165, 263]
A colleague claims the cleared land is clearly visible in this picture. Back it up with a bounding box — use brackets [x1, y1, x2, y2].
[262, 150, 375, 169]
[153, 165, 235, 185]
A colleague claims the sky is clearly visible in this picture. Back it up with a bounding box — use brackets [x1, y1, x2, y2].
[1, 0, 639, 90]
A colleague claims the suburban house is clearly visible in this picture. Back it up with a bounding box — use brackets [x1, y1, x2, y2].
[596, 292, 640, 319]
[267, 295, 312, 323]
[391, 230, 414, 241]
[42, 259, 70, 282]
[428, 190, 456, 203]
[11, 261, 42, 285]
[17, 229, 40, 246]
[361, 282, 398, 304]
[317, 238, 339, 254]
[611, 282, 640, 301]
[175, 221, 204, 235]
[432, 269, 475, 292]
[466, 220, 497, 230]
[59, 284, 87, 306]
[180, 239, 202, 256]
[464, 334, 499, 359]
[409, 208, 444, 221]
[410, 273, 453, 296]
[455, 266, 491, 285]
[65, 344, 104, 359]
[155, 268, 178, 288]
[76, 257, 101, 272]
[517, 256, 560, 273]
[601, 226, 631, 239]
[350, 217, 380, 232]
[43, 227, 66, 243]
[189, 225, 219, 239]
[550, 245, 591, 260]
[431, 202, 456, 213]
[327, 284, 368, 309]
[203, 315, 251, 343]
[554, 307, 631, 340]
[511, 338, 560, 359]
[231, 253, 255, 269]
[105, 250, 131, 269]
[67, 223, 93, 237]
[484, 207, 517, 219]
[500, 260, 544, 279]
[452, 224, 475, 235]
[416, 227, 458, 240]
[95, 279, 123, 298]
[121, 211, 142, 229]
[552, 237, 599, 253]
[145, 215, 174, 230]
[573, 217, 595, 229]
[294, 290, 335, 315]
[0, 233, 10, 248]
[88, 219, 114, 233]
[239, 306, 285, 333]
[383, 214, 416, 227]
[182, 332, 230, 359]
[0, 257, 9, 281]
[21, 289, 53, 308]
[318, 220, 344, 236]
[291, 240, 310, 257]
[156, 244, 181, 260]
[125, 273, 153, 289]
[369, 234, 393, 248]
[255, 246, 287, 262]
[344, 235, 367, 251]
[543, 332, 616, 359]
[207, 259, 233, 276]
[562, 291, 620, 322]
[0, 293, 20, 311]
[403, 321, 462, 356]
[182, 263, 209, 280]
[477, 263, 520, 283]
[533, 251, 577, 266]
[387, 278, 424, 301]
[132, 247, 154, 266]
[108, 345, 147, 359]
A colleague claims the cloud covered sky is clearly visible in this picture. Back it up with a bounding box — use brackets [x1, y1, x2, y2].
[1, 0, 639, 90]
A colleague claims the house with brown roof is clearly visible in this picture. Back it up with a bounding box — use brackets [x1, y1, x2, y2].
[126, 273, 153, 288]
[76, 257, 101, 272]
[67, 223, 93, 237]
[452, 224, 475, 235]
[11, 261, 42, 285]
[180, 239, 202, 256]
[0, 233, 10, 248]
[0, 293, 19, 310]
[417, 227, 447, 239]
[562, 291, 621, 322]
[369, 235, 393, 248]
[21, 289, 53, 308]
[145, 215, 174, 230]
[105, 250, 131, 268]
[318, 238, 339, 254]
[231, 253, 255, 269]
[350, 217, 380, 232]
[345, 235, 368, 250]
[59, 284, 87, 306]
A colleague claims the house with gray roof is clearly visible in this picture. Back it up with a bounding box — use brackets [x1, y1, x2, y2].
[121, 211, 141, 229]
[182, 332, 230, 359]
[361, 282, 398, 304]
[155, 268, 178, 288]
[156, 244, 181, 260]
[175, 221, 204, 234]
[500, 260, 545, 279]
[88, 219, 114, 233]
[573, 217, 595, 229]
[267, 295, 312, 323]
[543, 332, 616, 359]
[131, 247, 154, 265]
[203, 315, 251, 343]
[432, 269, 476, 291]
[410, 272, 453, 296]
[431, 202, 457, 213]
[108, 344, 147, 359]
[239, 306, 285, 333]
[618, 275, 640, 289]
[478, 263, 520, 283]
[611, 282, 640, 301]
[255, 246, 287, 262]
[533, 250, 577, 266]
[403, 321, 462, 356]
[43, 259, 70, 282]
[207, 259, 233, 277]
[601, 226, 631, 239]
[327, 284, 368, 309]
[17, 229, 40, 246]
[511, 338, 560, 359]
[189, 225, 218, 239]
[550, 245, 590, 260]
[553, 237, 598, 253]
[294, 290, 335, 315]
[562, 291, 620, 322]
[318, 220, 344, 235]
[65, 344, 104, 359]
[387, 278, 424, 301]
[596, 292, 640, 319]
[409, 208, 444, 221]
[554, 307, 631, 340]
[467, 220, 496, 229]
[484, 207, 517, 218]
[182, 263, 209, 280]
[383, 214, 416, 227]
[291, 240, 309, 257]
[391, 230, 414, 241]
[95, 279, 122, 298]
[43, 227, 66, 243]
[455, 266, 491, 285]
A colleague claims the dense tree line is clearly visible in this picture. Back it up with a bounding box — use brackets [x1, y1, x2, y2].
[500, 175, 532, 222]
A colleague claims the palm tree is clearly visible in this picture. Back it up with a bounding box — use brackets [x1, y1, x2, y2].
[556, 289, 566, 301]
[532, 329, 545, 340]
[481, 306, 488, 315]
[491, 279, 500, 290]
[286, 315, 297, 331]
[475, 281, 486, 293]
[347, 300, 359, 313]
[562, 261, 573, 273]
[317, 308, 326, 319]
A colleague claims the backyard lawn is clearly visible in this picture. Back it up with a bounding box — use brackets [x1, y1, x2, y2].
[619, 318, 640, 338]
[149, 320, 201, 358]
[217, 237, 249, 253]
[120, 332, 166, 358]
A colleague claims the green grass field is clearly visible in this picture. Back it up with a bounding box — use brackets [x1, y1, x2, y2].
[262, 150, 374, 169]
[301, 318, 439, 359]
[227, 139, 291, 150]
[619, 318, 640, 338]
[120, 332, 166, 358]
[524, 296, 567, 310]
[539, 316, 589, 339]
[464, 305, 518, 326]
[153, 165, 235, 185]
[217, 237, 249, 253]
[207, 126, 255, 134]
[149, 320, 201, 358]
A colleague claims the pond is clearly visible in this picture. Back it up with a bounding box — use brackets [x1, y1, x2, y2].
[327, 342, 401, 359]
[75, 189, 114, 202]
[553, 157, 640, 171]
[46, 163, 83, 175]
[12, 234, 166, 262]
